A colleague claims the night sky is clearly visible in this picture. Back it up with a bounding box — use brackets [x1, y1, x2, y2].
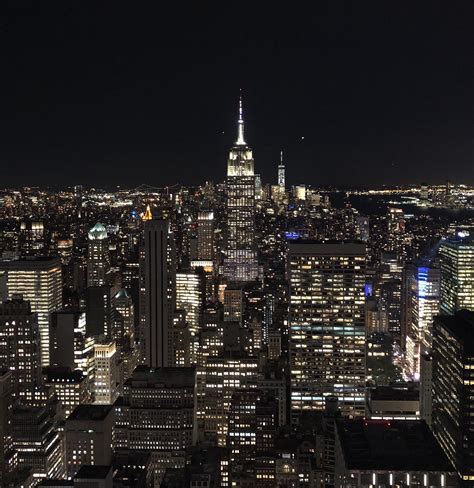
[1, 2, 472, 188]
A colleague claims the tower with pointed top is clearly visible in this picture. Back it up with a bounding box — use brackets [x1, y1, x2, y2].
[142, 205, 153, 221]
[278, 150, 285, 189]
[224, 95, 258, 282]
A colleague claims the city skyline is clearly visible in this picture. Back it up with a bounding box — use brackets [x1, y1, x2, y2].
[1, 4, 473, 487]
[1, 3, 473, 187]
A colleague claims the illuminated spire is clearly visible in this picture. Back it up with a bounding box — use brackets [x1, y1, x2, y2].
[236, 91, 246, 146]
[142, 204, 153, 221]
[278, 150, 285, 188]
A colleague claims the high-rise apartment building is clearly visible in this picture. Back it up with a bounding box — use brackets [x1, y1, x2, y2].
[289, 241, 366, 421]
[87, 223, 110, 287]
[223, 96, 258, 282]
[141, 219, 176, 368]
[439, 238, 474, 315]
[0, 257, 62, 367]
[432, 311, 474, 484]
[0, 299, 41, 398]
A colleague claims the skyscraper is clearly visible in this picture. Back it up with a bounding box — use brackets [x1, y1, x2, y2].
[93, 341, 119, 404]
[439, 238, 474, 315]
[223, 96, 258, 283]
[141, 219, 176, 368]
[176, 271, 204, 363]
[197, 211, 214, 261]
[0, 299, 41, 398]
[0, 257, 62, 367]
[278, 150, 285, 189]
[0, 370, 15, 485]
[49, 311, 94, 376]
[289, 241, 366, 421]
[65, 404, 114, 477]
[87, 223, 110, 287]
[114, 366, 197, 483]
[404, 262, 440, 379]
[432, 311, 474, 484]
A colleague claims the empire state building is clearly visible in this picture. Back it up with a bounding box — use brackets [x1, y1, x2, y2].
[223, 96, 258, 282]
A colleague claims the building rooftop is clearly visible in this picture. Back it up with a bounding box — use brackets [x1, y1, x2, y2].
[126, 366, 196, 388]
[435, 310, 474, 355]
[43, 367, 85, 383]
[288, 240, 366, 255]
[67, 404, 113, 422]
[88, 222, 107, 240]
[0, 256, 61, 269]
[37, 481, 74, 487]
[369, 384, 419, 402]
[75, 465, 112, 480]
[336, 419, 454, 472]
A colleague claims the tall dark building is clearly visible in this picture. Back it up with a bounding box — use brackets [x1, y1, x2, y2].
[85, 285, 113, 337]
[0, 370, 15, 485]
[141, 219, 176, 368]
[432, 311, 474, 484]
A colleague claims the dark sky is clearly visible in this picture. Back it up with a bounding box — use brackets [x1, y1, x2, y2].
[1, 2, 473, 188]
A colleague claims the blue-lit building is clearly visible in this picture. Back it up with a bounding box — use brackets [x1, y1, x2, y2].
[405, 262, 440, 379]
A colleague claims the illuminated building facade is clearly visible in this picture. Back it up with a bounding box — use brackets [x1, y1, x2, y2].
[432, 311, 474, 484]
[65, 404, 114, 477]
[176, 271, 204, 362]
[0, 299, 41, 398]
[203, 355, 258, 446]
[278, 150, 285, 189]
[13, 404, 64, 481]
[112, 288, 135, 348]
[141, 219, 176, 368]
[223, 288, 243, 323]
[93, 341, 119, 404]
[405, 263, 440, 379]
[0, 370, 15, 485]
[289, 241, 366, 421]
[197, 211, 214, 261]
[114, 366, 196, 482]
[0, 257, 62, 367]
[224, 96, 258, 283]
[87, 223, 110, 287]
[227, 388, 278, 484]
[439, 238, 474, 315]
[43, 368, 91, 418]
